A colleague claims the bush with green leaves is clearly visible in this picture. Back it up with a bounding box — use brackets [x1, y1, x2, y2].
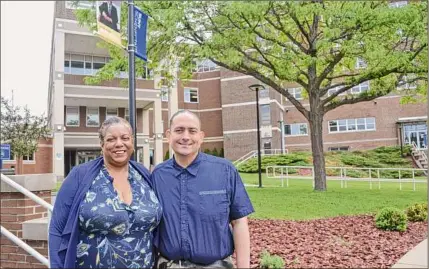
[405, 203, 428, 222]
[259, 250, 285, 269]
[375, 207, 408, 232]
[237, 152, 311, 173]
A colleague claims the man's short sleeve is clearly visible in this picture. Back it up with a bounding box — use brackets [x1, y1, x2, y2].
[228, 165, 255, 221]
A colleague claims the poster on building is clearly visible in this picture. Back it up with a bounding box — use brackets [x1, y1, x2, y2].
[260, 125, 272, 138]
[96, 1, 122, 47]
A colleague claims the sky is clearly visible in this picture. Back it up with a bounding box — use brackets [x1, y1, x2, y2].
[1, 1, 55, 116]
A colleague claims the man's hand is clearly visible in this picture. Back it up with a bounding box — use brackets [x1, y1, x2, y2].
[231, 217, 251, 268]
[102, 11, 112, 23]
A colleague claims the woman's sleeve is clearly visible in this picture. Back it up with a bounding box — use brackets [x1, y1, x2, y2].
[48, 167, 79, 268]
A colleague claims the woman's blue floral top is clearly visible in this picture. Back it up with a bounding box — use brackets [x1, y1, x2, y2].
[75, 164, 162, 268]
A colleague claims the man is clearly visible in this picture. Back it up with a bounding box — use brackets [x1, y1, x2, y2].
[151, 110, 254, 268]
[98, 1, 119, 32]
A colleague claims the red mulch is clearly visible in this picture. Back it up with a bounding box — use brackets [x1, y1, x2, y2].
[248, 215, 427, 268]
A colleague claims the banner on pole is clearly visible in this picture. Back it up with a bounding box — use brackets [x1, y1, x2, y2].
[96, 1, 122, 47]
[134, 6, 148, 61]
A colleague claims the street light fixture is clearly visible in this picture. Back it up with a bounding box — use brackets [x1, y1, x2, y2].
[249, 84, 265, 188]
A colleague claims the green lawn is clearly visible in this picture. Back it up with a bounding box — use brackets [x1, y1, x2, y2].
[241, 173, 428, 220]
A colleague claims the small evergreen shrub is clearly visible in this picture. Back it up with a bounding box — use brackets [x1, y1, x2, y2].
[260, 250, 285, 269]
[406, 203, 428, 222]
[375, 207, 408, 232]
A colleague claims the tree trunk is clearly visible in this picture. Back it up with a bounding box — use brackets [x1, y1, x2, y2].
[309, 110, 327, 191]
[16, 157, 23, 175]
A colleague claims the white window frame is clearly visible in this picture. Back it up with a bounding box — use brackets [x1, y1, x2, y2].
[284, 123, 308, 137]
[351, 81, 370, 94]
[328, 146, 350, 152]
[105, 108, 118, 120]
[193, 59, 217, 73]
[161, 87, 169, 102]
[184, 88, 199, 103]
[355, 57, 367, 69]
[328, 117, 376, 134]
[66, 106, 80, 127]
[23, 153, 36, 164]
[86, 107, 100, 127]
[286, 87, 303, 100]
[389, 1, 408, 8]
[397, 75, 417, 90]
[66, 1, 95, 9]
[125, 109, 130, 122]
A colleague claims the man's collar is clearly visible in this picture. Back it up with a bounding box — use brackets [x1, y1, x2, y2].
[173, 152, 205, 176]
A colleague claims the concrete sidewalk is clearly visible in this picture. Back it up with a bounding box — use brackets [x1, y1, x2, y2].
[391, 238, 427, 268]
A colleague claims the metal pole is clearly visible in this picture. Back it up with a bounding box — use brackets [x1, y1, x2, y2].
[279, 119, 285, 154]
[128, 0, 137, 160]
[255, 89, 262, 188]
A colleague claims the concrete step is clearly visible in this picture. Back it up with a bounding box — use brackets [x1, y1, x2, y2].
[22, 217, 48, 241]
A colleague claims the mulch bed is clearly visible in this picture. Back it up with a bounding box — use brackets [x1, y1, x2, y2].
[248, 215, 427, 268]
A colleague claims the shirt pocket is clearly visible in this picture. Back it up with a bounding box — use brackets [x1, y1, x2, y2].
[199, 190, 228, 222]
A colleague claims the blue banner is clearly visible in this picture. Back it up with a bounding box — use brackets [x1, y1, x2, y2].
[134, 6, 148, 61]
[1, 144, 11, 160]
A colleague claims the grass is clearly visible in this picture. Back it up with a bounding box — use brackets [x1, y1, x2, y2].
[241, 173, 428, 220]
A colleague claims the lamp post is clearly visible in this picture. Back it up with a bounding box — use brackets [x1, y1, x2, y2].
[249, 84, 265, 188]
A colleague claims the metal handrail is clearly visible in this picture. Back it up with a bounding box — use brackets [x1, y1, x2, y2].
[1, 173, 53, 211]
[0, 226, 49, 267]
[266, 165, 427, 191]
[411, 141, 428, 163]
[233, 150, 256, 165]
[1, 173, 53, 267]
[233, 149, 288, 166]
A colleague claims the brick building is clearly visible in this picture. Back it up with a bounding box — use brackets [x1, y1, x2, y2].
[42, 1, 426, 179]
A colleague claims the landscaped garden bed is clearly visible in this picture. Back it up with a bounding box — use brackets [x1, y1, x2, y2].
[248, 215, 427, 268]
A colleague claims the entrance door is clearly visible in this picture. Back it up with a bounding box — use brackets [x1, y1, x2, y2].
[404, 124, 427, 149]
[77, 151, 100, 165]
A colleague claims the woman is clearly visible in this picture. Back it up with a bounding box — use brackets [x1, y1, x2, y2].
[49, 116, 162, 269]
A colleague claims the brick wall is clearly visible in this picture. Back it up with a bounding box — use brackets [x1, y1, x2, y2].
[0, 191, 51, 268]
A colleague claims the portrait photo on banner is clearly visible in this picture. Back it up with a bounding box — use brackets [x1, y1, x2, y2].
[96, 1, 122, 47]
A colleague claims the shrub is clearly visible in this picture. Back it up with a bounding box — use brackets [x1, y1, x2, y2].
[204, 148, 211, 155]
[212, 148, 219, 157]
[259, 250, 285, 269]
[375, 207, 408, 232]
[406, 203, 428, 222]
[219, 148, 224, 157]
[164, 150, 170, 161]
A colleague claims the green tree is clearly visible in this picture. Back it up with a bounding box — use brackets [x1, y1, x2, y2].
[75, 1, 427, 191]
[212, 148, 219, 157]
[0, 97, 50, 174]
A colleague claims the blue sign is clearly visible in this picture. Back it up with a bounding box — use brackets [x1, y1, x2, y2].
[134, 6, 148, 61]
[1, 144, 11, 160]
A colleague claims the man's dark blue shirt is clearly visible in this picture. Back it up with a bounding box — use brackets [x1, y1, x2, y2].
[151, 153, 254, 265]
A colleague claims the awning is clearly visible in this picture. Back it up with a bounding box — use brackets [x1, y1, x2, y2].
[397, 116, 428, 124]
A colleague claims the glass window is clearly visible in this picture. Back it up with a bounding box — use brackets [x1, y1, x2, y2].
[184, 88, 199, 103]
[259, 88, 270, 99]
[389, 1, 408, 8]
[351, 81, 370, 94]
[161, 87, 169, 102]
[86, 107, 100, 127]
[66, 1, 95, 9]
[329, 117, 376, 133]
[287, 88, 302, 100]
[23, 153, 35, 161]
[260, 104, 271, 125]
[285, 123, 308, 136]
[193, 59, 217, 72]
[66, 106, 80, 127]
[125, 109, 130, 122]
[106, 108, 118, 120]
[356, 57, 367, 69]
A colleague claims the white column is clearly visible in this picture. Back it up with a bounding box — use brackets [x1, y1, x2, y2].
[167, 61, 179, 158]
[53, 25, 65, 180]
[142, 108, 150, 169]
[153, 99, 163, 166]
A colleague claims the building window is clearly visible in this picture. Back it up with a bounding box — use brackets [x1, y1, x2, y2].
[389, 1, 408, 8]
[23, 153, 35, 162]
[260, 104, 271, 125]
[106, 108, 118, 120]
[328, 146, 350, 151]
[351, 81, 370, 94]
[397, 74, 417, 90]
[64, 53, 108, 76]
[66, 106, 80, 127]
[161, 87, 169, 102]
[125, 109, 130, 122]
[356, 57, 367, 69]
[66, 1, 95, 9]
[86, 107, 100, 127]
[70, 54, 85, 75]
[258, 88, 270, 99]
[287, 88, 302, 100]
[285, 123, 308, 136]
[329, 117, 376, 133]
[193, 59, 217, 72]
[327, 86, 346, 97]
[184, 88, 199, 103]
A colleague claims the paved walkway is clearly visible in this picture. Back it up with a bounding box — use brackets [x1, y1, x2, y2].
[392, 238, 427, 268]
